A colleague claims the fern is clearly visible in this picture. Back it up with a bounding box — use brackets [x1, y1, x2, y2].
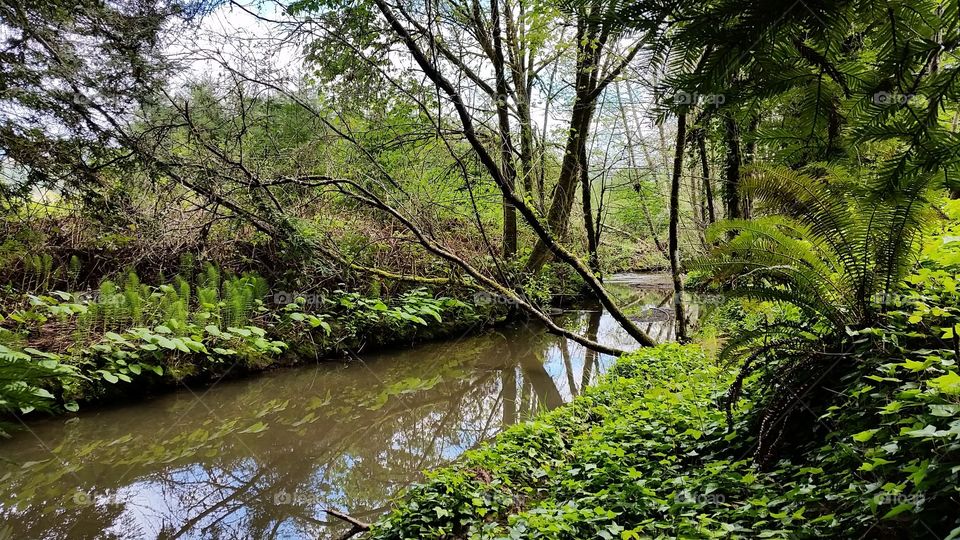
[693, 164, 938, 462]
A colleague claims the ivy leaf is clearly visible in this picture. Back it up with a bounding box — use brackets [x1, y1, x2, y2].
[899, 359, 927, 371]
[881, 502, 915, 519]
[906, 425, 948, 438]
[929, 371, 960, 395]
[852, 429, 879, 442]
[929, 404, 960, 416]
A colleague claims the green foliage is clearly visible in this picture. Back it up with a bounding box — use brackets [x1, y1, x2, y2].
[0, 344, 78, 436]
[696, 165, 935, 329]
[368, 340, 960, 539]
[652, 0, 960, 184]
[0, 264, 481, 419]
[0, 0, 183, 205]
[689, 164, 938, 461]
[277, 287, 474, 353]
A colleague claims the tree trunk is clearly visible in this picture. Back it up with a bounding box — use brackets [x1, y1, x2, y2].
[580, 143, 600, 275]
[525, 20, 601, 273]
[669, 113, 689, 342]
[742, 114, 760, 219]
[490, 0, 518, 258]
[723, 114, 742, 225]
[504, 1, 536, 201]
[698, 128, 716, 224]
[526, 91, 596, 272]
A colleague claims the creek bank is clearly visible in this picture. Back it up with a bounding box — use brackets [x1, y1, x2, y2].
[364, 342, 960, 539]
[81, 299, 511, 410]
[1, 286, 513, 422]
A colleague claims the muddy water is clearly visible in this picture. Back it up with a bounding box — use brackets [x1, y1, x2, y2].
[0, 275, 710, 539]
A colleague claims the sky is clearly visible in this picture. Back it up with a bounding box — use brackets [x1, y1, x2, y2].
[167, 1, 304, 90]
[163, 0, 670, 169]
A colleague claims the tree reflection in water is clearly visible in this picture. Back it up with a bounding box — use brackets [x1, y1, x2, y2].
[0, 278, 706, 539]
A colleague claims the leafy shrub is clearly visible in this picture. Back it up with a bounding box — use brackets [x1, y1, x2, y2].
[691, 165, 937, 462]
[0, 344, 78, 436]
[0, 269, 479, 414]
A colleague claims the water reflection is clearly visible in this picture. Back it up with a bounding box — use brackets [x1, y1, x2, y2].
[0, 275, 708, 539]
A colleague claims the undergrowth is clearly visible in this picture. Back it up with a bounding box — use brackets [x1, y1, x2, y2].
[366, 338, 960, 539]
[0, 265, 486, 429]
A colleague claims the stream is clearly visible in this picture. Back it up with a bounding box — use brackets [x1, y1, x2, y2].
[0, 274, 714, 539]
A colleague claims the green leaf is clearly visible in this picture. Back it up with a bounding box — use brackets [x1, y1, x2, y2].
[906, 425, 947, 438]
[929, 404, 960, 417]
[881, 503, 915, 519]
[32, 388, 54, 399]
[899, 359, 928, 371]
[929, 371, 960, 394]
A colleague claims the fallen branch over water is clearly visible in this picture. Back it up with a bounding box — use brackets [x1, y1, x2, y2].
[326, 508, 370, 539]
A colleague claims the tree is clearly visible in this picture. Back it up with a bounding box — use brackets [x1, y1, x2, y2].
[668, 112, 688, 342]
[524, 0, 648, 272]
[280, 0, 661, 348]
[592, 0, 960, 460]
[0, 0, 199, 200]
